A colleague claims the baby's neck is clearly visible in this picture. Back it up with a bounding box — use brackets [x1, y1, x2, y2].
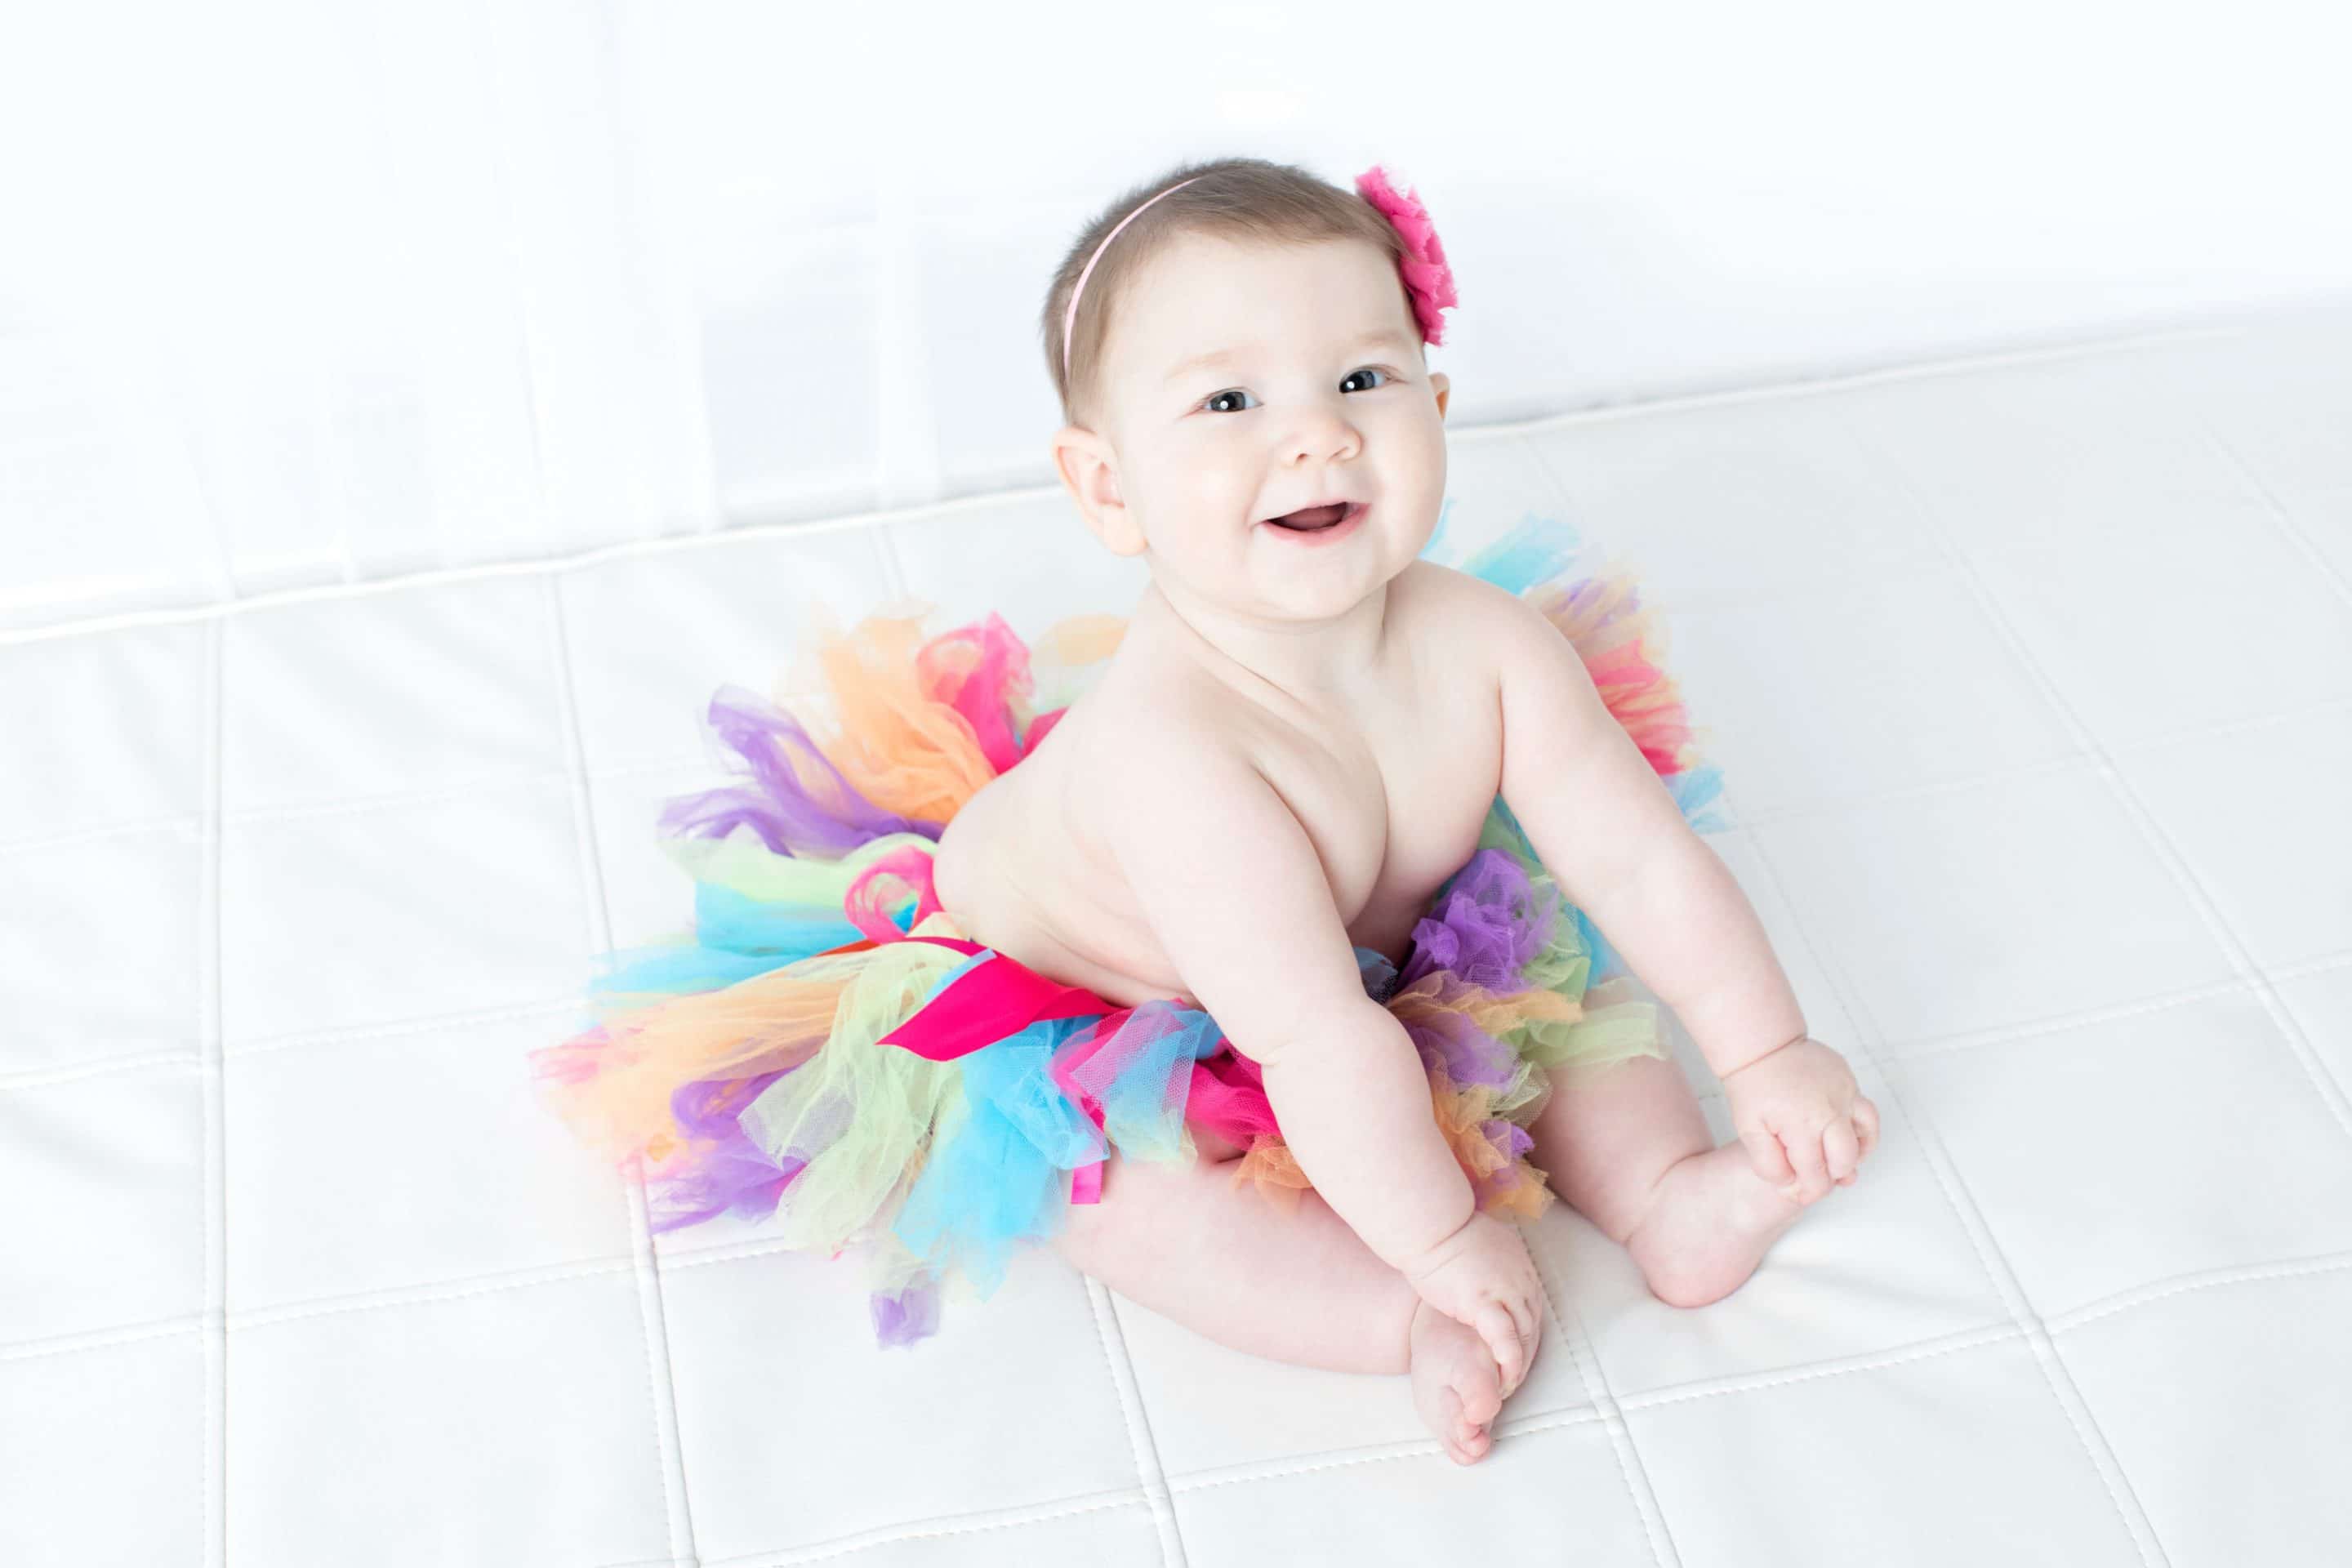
[1138, 573, 1395, 704]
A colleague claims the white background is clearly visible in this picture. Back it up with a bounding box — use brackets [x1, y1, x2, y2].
[3, 0, 2347, 630]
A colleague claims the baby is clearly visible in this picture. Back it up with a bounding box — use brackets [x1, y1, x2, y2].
[926, 157, 1881, 1464]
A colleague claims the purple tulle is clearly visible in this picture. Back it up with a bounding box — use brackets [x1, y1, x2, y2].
[1401, 1008, 1523, 1090]
[871, 1280, 942, 1348]
[1397, 848, 1562, 994]
[657, 684, 937, 859]
[1470, 1121, 1539, 1207]
[647, 1069, 808, 1234]
[1487, 1120, 1535, 1161]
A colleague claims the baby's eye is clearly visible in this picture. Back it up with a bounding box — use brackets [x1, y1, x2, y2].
[1198, 368, 1394, 416]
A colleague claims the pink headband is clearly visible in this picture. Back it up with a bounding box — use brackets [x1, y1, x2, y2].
[1058, 163, 1458, 386]
[1061, 176, 1202, 383]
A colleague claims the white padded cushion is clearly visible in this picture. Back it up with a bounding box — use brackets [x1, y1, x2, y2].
[4, 302, 2351, 1566]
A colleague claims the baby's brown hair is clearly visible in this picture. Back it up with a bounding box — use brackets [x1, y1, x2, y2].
[1042, 156, 1410, 433]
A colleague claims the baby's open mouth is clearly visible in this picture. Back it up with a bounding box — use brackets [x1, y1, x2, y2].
[1266, 502, 1356, 532]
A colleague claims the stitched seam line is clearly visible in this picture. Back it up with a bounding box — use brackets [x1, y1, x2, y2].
[1878, 977, 2268, 1066]
[199, 612, 226, 1568]
[1619, 1325, 2025, 1413]
[2206, 421, 2352, 612]
[1079, 1278, 1187, 1568]
[1699, 457, 2168, 1561]
[1773, 403, 2207, 1566]
[0, 1050, 203, 1095]
[1521, 1196, 1682, 1568]
[1163, 1410, 1612, 1495]
[1741, 819, 2171, 1566]
[2051, 1251, 2352, 1335]
[698, 1490, 1151, 1568]
[547, 571, 699, 1567]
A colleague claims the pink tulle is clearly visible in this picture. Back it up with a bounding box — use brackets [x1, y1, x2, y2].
[843, 847, 948, 946]
[915, 613, 1035, 776]
[1356, 164, 1460, 347]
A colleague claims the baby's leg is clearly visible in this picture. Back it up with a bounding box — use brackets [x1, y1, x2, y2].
[1527, 1053, 1807, 1308]
[1053, 1133, 1506, 1464]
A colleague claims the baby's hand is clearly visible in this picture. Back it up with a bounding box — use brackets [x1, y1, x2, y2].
[1721, 1036, 1881, 1205]
[1398, 1212, 1544, 1399]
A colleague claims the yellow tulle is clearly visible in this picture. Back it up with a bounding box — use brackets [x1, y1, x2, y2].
[733, 933, 976, 1252]
[541, 937, 961, 1168]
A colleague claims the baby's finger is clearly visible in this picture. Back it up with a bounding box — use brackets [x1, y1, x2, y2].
[1473, 1301, 1526, 1394]
[1784, 1125, 1833, 1201]
[1507, 1296, 1543, 1398]
[1854, 1097, 1881, 1161]
[1503, 1281, 1540, 1351]
[1822, 1118, 1861, 1183]
[1740, 1124, 1797, 1188]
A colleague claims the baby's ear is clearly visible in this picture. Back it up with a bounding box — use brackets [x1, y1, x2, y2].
[1428, 371, 1450, 423]
[1051, 425, 1147, 557]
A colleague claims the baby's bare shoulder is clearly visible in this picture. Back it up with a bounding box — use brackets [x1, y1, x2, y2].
[1400, 555, 1528, 617]
[1391, 558, 1539, 671]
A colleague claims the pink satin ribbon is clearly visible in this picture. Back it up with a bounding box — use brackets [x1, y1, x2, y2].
[862, 929, 1136, 1204]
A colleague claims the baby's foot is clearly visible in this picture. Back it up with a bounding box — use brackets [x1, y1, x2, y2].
[1408, 1298, 1505, 1466]
[1624, 1144, 1811, 1309]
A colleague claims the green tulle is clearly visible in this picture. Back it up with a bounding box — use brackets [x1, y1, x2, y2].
[736, 942, 969, 1252]
[1472, 799, 1664, 1075]
[666, 828, 937, 909]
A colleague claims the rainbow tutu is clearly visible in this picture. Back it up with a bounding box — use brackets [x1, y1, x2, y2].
[529, 514, 1726, 1347]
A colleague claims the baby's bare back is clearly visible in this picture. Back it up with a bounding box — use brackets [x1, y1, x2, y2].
[930, 562, 1512, 1011]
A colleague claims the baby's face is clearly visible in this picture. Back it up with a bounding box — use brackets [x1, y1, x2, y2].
[1067, 233, 1451, 621]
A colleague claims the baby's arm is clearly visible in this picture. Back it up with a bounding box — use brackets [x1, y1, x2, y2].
[1486, 587, 1878, 1196]
[1487, 589, 1803, 1080]
[1099, 710, 1541, 1383]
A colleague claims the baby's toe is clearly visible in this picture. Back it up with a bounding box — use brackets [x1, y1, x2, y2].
[1437, 1388, 1476, 1464]
[1456, 1361, 1504, 1428]
[1451, 1363, 1503, 1462]
[1450, 1428, 1492, 1465]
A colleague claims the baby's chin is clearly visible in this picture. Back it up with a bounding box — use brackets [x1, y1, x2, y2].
[1148, 546, 1416, 621]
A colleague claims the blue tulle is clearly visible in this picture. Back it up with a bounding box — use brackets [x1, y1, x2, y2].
[693, 882, 867, 959]
[890, 1016, 1107, 1294]
[582, 882, 866, 1001]
[590, 944, 786, 999]
[889, 1004, 1231, 1297]
[1455, 513, 1588, 596]
[1092, 1008, 1227, 1152]
[1670, 760, 1730, 835]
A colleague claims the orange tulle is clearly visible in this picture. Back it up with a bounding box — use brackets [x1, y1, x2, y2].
[798, 610, 1006, 824]
[541, 956, 866, 1162]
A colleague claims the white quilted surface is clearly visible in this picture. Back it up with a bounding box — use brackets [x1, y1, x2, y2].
[6, 302, 2351, 1567]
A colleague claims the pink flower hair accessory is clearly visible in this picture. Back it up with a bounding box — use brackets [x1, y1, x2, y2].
[1355, 163, 1459, 348]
